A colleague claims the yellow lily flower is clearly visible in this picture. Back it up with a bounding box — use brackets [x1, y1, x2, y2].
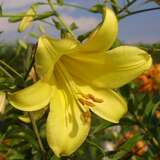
[8, 8, 152, 157]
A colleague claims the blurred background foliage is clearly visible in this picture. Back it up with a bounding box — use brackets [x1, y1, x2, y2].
[0, 0, 160, 160]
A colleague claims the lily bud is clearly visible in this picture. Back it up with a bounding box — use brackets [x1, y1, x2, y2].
[18, 5, 37, 32]
[0, 91, 7, 114]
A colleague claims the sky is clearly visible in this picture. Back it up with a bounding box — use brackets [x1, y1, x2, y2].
[0, 0, 160, 44]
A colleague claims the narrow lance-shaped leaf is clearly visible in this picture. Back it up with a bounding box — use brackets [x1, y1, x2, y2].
[0, 4, 3, 16]
[111, 134, 143, 160]
[70, 22, 78, 31]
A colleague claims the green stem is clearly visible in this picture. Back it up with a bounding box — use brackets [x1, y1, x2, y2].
[40, 19, 54, 26]
[86, 139, 106, 157]
[0, 60, 23, 78]
[0, 2, 89, 18]
[111, 0, 120, 14]
[1, 11, 51, 18]
[47, 0, 77, 39]
[28, 112, 46, 153]
[59, 2, 89, 11]
[23, 45, 36, 81]
[0, 66, 14, 79]
[119, 7, 160, 19]
[118, 0, 137, 14]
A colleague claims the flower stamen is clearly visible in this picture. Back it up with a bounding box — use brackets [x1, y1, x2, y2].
[82, 94, 104, 103]
[81, 111, 91, 123]
[78, 97, 95, 107]
[78, 93, 104, 108]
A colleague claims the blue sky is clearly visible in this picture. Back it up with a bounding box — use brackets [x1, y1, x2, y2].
[0, 0, 160, 44]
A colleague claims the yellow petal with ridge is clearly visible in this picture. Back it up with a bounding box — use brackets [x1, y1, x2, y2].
[46, 67, 90, 157]
[8, 80, 52, 111]
[79, 8, 118, 52]
[47, 89, 90, 157]
[35, 36, 78, 78]
[77, 84, 127, 123]
[18, 108, 48, 123]
[62, 46, 152, 89]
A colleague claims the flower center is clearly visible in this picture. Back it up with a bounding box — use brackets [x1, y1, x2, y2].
[55, 60, 103, 122]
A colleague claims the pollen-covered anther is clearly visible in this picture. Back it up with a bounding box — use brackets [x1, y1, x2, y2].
[82, 111, 91, 123]
[78, 98, 95, 107]
[81, 93, 104, 103]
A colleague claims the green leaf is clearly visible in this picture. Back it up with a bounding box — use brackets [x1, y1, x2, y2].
[111, 134, 143, 160]
[56, 0, 64, 5]
[29, 32, 38, 39]
[92, 121, 113, 135]
[89, 4, 104, 13]
[52, 18, 62, 30]
[144, 98, 160, 121]
[151, 101, 160, 117]
[86, 139, 105, 157]
[78, 31, 92, 42]
[8, 13, 25, 22]
[8, 152, 25, 160]
[70, 22, 78, 31]
[39, 25, 46, 33]
[144, 99, 155, 117]
[0, 5, 2, 16]
[50, 155, 61, 160]
[18, 40, 28, 50]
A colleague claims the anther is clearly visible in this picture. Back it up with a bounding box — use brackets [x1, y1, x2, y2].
[78, 98, 95, 107]
[83, 111, 91, 123]
[84, 100, 96, 107]
[78, 98, 86, 106]
[93, 97, 104, 103]
[82, 93, 104, 103]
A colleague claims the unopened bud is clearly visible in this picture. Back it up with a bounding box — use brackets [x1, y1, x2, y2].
[0, 91, 7, 114]
[18, 5, 37, 32]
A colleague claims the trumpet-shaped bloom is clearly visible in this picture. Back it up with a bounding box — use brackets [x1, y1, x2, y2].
[8, 8, 152, 157]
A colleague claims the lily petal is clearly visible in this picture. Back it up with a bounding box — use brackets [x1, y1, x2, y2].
[62, 46, 152, 89]
[35, 36, 78, 78]
[46, 88, 90, 157]
[77, 84, 127, 123]
[8, 80, 52, 111]
[79, 8, 118, 52]
[18, 108, 48, 123]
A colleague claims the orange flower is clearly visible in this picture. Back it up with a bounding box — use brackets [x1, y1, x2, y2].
[117, 129, 148, 157]
[0, 154, 5, 160]
[132, 140, 148, 156]
[136, 64, 160, 93]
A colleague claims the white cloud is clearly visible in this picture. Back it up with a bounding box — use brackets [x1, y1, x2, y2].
[57, 5, 76, 14]
[0, 18, 18, 31]
[0, 0, 100, 34]
[61, 15, 100, 33]
[76, 16, 100, 32]
[0, 0, 45, 10]
[0, 0, 100, 42]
